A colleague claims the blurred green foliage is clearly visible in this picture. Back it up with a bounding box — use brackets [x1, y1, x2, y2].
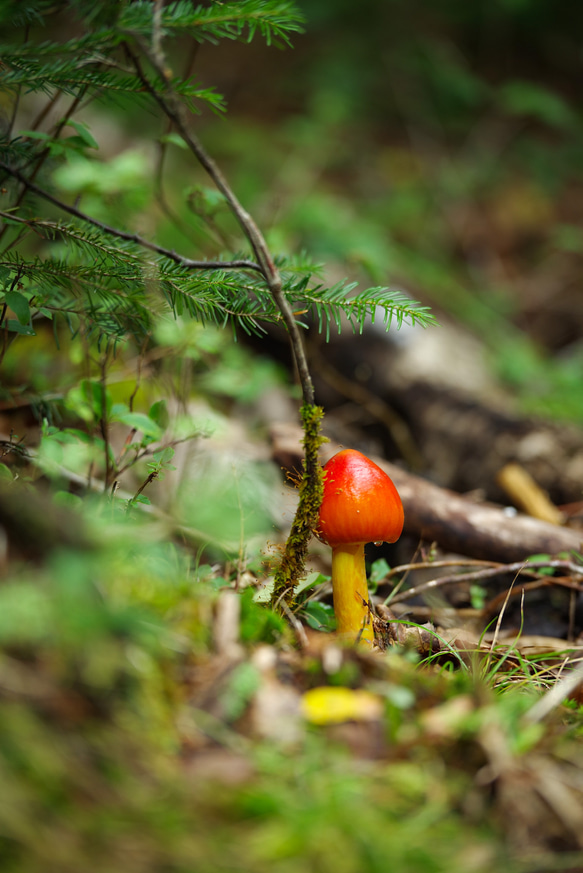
[0, 488, 531, 873]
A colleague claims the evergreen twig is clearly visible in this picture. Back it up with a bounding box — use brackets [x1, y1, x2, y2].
[123, 40, 316, 407]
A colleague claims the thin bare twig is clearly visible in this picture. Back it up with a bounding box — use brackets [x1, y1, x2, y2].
[482, 575, 582, 619]
[382, 558, 497, 582]
[485, 575, 520, 674]
[384, 559, 583, 606]
[279, 599, 310, 649]
[99, 352, 112, 488]
[151, 0, 165, 64]
[126, 470, 158, 511]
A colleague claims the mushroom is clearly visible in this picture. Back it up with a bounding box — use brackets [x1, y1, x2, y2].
[317, 449, 404, 643]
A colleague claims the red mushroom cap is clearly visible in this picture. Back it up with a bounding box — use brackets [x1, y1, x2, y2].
[317, 449, 404, 547]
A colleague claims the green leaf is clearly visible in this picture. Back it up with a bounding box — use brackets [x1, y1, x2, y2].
[498, 81, 577, 130]
[294, 571, 328, 597]
[148, 400, 170, 430]
[369, 558, 391, 584]
[253, 577, 275, 603]
[239, 588, 286, 644]
[159, 132, 188, 149]
[152, 445, 175, 466]
[526, 554, 556, 576]
[303, 601, 336, 632]
[18, 129, 51, 141]
[84, 380, 110, 420]
[0, 463, 13, 482]
[469, 584, 488, 610]
[4, 290, 31, 325]
[112, 410, 162, 439]
[65, 120, 99, 149]
[64, 381, 112, 422]
[6, 320, 35, 335]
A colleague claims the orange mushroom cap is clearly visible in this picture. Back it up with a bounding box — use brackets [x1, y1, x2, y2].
[317, 449, 404, 547]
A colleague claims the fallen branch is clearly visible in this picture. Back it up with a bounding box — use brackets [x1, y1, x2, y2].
[270, 423, 583, 563]
[384, 460, 583, 563]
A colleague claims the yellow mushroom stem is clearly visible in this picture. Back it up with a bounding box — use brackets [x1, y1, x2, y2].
[331, 542, 374, 643]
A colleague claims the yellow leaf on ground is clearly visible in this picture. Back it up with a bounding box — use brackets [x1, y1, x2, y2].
[301, 686, 383, 725]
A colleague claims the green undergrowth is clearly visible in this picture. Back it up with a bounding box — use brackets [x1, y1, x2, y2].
[1, 482, 583, 873]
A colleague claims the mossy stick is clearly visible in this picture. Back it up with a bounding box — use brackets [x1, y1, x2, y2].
[271, 404, 326, 607]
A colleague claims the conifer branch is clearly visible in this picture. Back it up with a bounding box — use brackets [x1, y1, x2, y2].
[0, 163, 262, 273]
[123, 40, 316, 407]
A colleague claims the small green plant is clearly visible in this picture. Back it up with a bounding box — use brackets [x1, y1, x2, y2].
[125, 445, 177, 511]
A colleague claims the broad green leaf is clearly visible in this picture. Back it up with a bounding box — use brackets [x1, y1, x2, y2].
[294, 571, 328, 597]
[133, 494, 151, 506]
[82, 380, 110, 420]
[0, 463, 13, 482]
[5, 290, 30, 326]
[66, 380, 110, 422]
[152, 445, 175, 466]
[253, 577, 275, 603]
[148, 400, 170, 430]
[303, 601, 335, 632]
[6, 320, 34, 336]
[113, 410, 162, 439]
[369, 558, 391, 584]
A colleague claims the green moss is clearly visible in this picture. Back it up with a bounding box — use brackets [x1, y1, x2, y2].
[271, 403, 326, 608]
